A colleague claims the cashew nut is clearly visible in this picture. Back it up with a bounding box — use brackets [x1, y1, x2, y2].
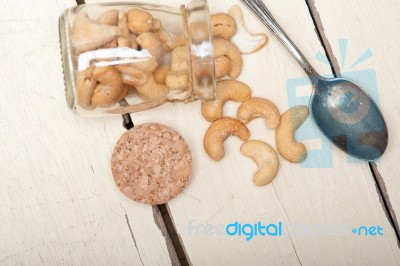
[202, 80, 251, 122]
[151, 18, 162, 31]
[204, 118, 250, 161]
[154, 31, 171, 53]
[136, 32, 163, 58]
[127, 8, 154, 34]
[130, 34, 138, 49]
[101, 39, 118, 48]
[211, 13, 237, 40]
[98, 10, 119, 25]
[72, 12, 121, 54]
[118, 12, 131, 47]
[276, 106, 309, 163]
[115, 64, 148, 87]
[153, 65, 170, 84]
[214, 56, 232, 79]
[241, 140, 279, 186]
[119, 84, 130, 99]
[237, 97, 281, 130]
[228, 6, 268, 54]
[131, 58, 159, 73]
[91, 66, 124, 108]
[136, 74, 169, 101]
[77, 66, 96, 110]
[165, 73, 189, 91]
[213, 38, 243, 78]
[165, 46, 189, 90]
[169, 46, 189, 72]
[155, 31, 186, 52]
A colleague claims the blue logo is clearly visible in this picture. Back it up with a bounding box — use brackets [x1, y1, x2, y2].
[226, 221, 283, 241]
[352, 225, 384, 236]
[187, 219, 384, 241]
[286, 39, 380, 168]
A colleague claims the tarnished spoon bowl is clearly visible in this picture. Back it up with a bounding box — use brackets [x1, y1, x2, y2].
[312, 77, 387, 160]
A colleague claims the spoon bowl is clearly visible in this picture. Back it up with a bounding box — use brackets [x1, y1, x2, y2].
[311, 77, 388, 160]
[240, 0, 388, 161]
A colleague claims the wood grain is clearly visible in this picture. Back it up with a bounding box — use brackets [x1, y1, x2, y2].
[1, 0, 400, 265]
[311, 0, 400, 240]
[0, 0, 174, 265]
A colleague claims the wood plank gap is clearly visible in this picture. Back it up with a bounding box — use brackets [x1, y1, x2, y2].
[152, 206, 182, 266]
[159, 204, 191, 266]
[120, 100, 135, 130]
[74, 0, 184, 262]
[305, 0, 400, 245]
[369, 163, 400, 244]
[305, 0, 341, 77]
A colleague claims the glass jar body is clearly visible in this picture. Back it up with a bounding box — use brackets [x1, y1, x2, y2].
[59, 1, 215, 117]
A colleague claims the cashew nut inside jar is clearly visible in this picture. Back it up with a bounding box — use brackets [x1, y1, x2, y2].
[59, 0, 216, 117]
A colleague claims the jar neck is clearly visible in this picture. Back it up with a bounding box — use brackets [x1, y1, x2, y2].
[182, 0, 216, 101]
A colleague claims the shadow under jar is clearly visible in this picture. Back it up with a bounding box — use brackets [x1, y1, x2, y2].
[59, 0, 216, 117]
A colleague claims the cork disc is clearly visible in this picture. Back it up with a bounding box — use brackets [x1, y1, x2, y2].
[111, 123, 192, 205]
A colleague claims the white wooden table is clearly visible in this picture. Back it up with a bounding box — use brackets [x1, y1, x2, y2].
[1, 0, 400, 265]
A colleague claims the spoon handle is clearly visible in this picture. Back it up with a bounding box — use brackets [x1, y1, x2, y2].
[240, 0, 319, 77]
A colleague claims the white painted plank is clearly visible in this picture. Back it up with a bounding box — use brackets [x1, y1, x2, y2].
[0, 0, 174, 265]
[99, 0, 400, 265]
[312, 0, 400, 246]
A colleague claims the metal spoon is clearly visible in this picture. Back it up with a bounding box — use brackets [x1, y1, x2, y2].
[240, 0, 388, 161]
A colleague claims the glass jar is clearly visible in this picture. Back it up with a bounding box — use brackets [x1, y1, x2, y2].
[59, 0, 215, 117]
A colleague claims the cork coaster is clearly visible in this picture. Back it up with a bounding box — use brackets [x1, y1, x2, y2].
[111, 123, 192, 205]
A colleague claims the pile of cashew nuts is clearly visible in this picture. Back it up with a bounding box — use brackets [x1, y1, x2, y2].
[72, 8, 188, 110]
[203, 13, 309, 186]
